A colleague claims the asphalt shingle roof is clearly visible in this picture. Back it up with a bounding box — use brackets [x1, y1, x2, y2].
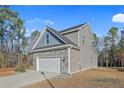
[60, 23, 87, 33]
[46, 26, 78, 46]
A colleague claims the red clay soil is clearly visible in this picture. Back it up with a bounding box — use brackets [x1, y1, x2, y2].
[0, 68, 16, 77]
[25, 68, 124, 88]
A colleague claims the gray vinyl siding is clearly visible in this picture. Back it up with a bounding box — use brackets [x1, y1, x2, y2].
[91, 48, 98, 68]
[35, 31, 64, 48]
[70, 48, 80, 74]
[69, 25, 97, 74]
[62, 31, 79, 45]
[79, 25, 97, 70]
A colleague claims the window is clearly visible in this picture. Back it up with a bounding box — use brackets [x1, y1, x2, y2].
[45, 33, 50, 44]
[83, 35, 84, 44]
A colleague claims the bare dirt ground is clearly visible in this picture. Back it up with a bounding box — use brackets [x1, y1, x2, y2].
[25, 68, 124, 88]
[0, 68, 16, 77]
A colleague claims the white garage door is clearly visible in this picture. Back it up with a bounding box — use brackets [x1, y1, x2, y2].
[37, 57, 60, 73]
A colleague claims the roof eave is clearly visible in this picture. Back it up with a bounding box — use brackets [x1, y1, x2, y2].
[28, 44, 79, 53]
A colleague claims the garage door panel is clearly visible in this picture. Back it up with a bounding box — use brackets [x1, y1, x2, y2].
[38, 58, 60, 73]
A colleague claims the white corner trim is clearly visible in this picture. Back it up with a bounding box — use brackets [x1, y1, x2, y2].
[36, 58, 39, 71]
[68, 48, 71, 74]
[32, 27, 47, 50]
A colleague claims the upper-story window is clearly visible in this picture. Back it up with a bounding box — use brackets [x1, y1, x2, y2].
[45, 33, 50, 45]
[83, 35, 84, 44]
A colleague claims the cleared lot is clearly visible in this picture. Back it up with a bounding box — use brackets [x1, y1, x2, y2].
[25, 68, 124, 88]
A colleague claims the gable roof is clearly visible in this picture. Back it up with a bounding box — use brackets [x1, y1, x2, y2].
[30, 26, 79, 51]
[46, 26, 78, 46]
[60, 23, 87, 33]
[28, 32, 40, 51]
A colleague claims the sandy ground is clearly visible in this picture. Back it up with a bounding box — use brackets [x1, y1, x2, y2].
[25, 68, 124, 88]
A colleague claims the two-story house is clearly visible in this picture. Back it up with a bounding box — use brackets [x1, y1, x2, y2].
[29, 23, 98, 74]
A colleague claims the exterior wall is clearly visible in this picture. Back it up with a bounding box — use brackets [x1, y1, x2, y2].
[91, 49, 98, 68]
[67, 24, 97, 74]
[62, 31, 79, 45]
[32, 24, 97, 75]
[79, 25, 97, 71]
[70, 48, 80, 74]
[33, 48, 68, 74]
[35, 30, 64, 48]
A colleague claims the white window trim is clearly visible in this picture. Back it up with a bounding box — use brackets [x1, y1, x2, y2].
[45, 33, 50, 45]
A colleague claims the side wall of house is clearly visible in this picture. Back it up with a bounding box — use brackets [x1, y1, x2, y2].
[91, 48, 98, 68]
[79, 24, 97, 70]
[70, 48, 80, 74]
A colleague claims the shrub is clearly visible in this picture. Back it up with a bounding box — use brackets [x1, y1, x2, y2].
[15, 66, 26, 72]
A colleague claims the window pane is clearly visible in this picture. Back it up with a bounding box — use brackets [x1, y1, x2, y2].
[46, 39, 49, 44]
[46, 33, 50, 44]
[46, 34, 49, 38]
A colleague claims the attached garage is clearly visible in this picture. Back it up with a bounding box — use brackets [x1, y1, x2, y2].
[37, 57, 61, 73]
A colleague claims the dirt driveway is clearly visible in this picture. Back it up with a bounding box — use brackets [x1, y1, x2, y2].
[25, 68, 124, 88]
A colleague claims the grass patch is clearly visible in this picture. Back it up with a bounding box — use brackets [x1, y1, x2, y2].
[15, 66, 26, 73]
[91, 77, 120, 84]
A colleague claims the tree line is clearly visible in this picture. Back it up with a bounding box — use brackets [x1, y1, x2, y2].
[94, 27, 124, 67]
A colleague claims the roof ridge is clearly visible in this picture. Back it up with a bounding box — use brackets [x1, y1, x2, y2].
[60, 22, 88, 32]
